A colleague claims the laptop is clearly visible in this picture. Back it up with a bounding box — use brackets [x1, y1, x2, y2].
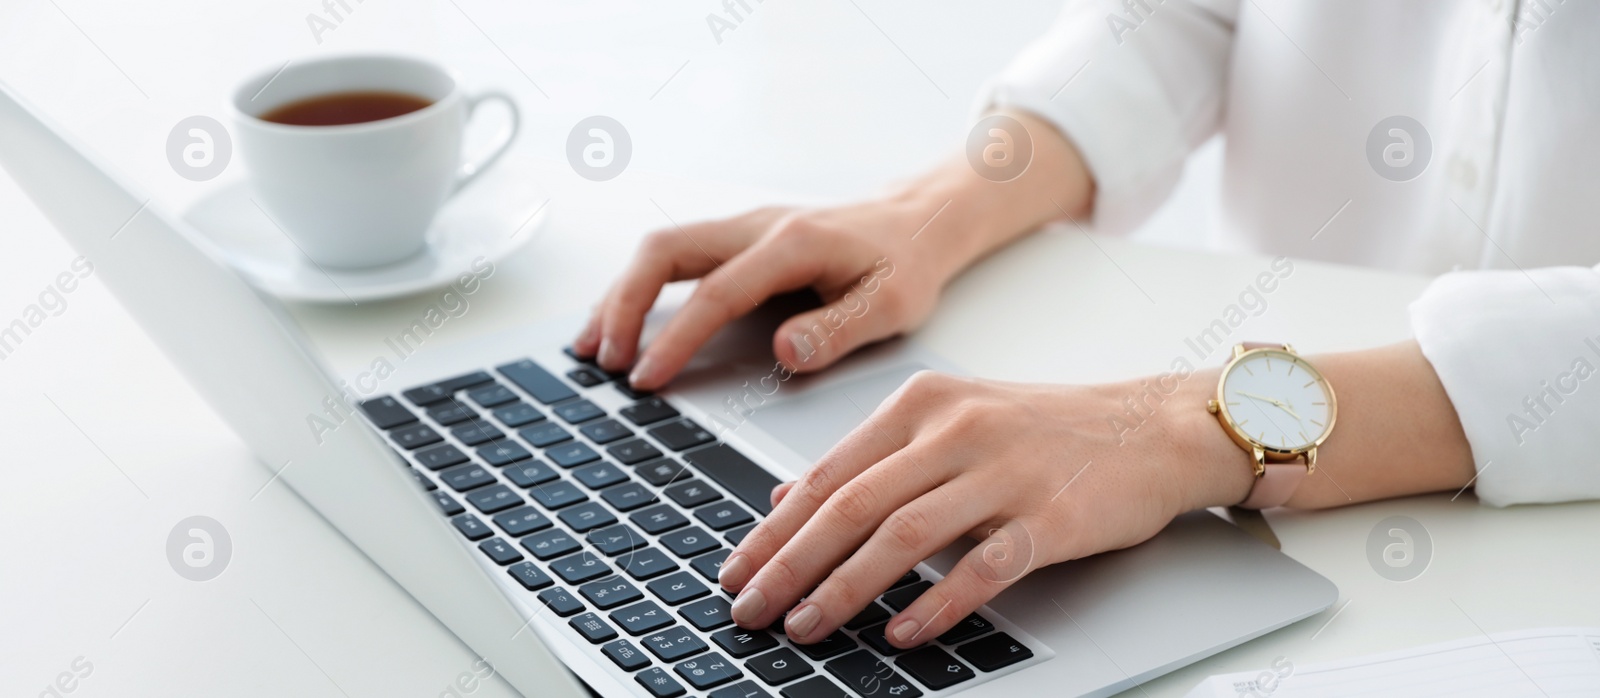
[0, 81, 1337, 698]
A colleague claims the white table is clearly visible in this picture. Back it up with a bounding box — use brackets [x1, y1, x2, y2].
[3, 2, 1595, 696]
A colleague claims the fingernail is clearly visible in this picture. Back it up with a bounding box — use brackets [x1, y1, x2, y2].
[629, 356, 658, 389]
[730, 587, 767, 625]
[718, 553, 750, 588]
[787, 603, 821, 639]
[891, 618, 921, 644]
[598, 339, 620, 368]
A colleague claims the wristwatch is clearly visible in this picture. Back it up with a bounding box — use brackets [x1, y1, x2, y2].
[1207, 342, 1337, 509]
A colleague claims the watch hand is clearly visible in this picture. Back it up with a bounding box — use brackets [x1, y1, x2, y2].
[1237, 391, 1302, 420]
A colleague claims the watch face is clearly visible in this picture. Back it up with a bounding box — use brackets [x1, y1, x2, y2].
[1219, 349, 1334, 452]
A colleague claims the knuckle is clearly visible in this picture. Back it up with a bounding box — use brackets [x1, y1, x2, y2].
[825, 481, 880, 532]
[881, 507, 931, 551]
[758, 554, 804, 592]
[691, 277, 742, 314]
[641, 229, 678, 254]
[771, 214, 821, 242]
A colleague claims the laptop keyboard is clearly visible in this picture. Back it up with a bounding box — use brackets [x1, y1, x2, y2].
[359, 352, 1044, 697]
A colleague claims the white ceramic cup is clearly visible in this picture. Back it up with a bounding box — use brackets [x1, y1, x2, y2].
[228, 55, 519, 268]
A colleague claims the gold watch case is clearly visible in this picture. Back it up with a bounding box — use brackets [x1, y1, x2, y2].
[1205, 344, 1337, 477]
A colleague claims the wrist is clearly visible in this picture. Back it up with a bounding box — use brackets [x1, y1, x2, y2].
[1158, 369, 1257, 512]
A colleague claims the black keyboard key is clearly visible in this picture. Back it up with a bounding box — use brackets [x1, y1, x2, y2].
[725, 523, 757, 546]
[615, 382, 653, 400]
[824, 651, 922, 698]
[465, 484, 522, 514]
[631, 504, 691, 535]
[450, 514, 493, 541]
[676, 652, 743, 690]
[573, 462, 628, 489]
[587, 523, 648, 556]
[497, 359, 578, 405]
[411, 469, 437, 491]
[580, 418, 633, 444]
[537, 587, 584, 617]
[601, 482, 659, 511]
[451, 419, 504, 447]
[603, 639, 652, 671]
[955, 632, 1032, 672]
[439, 463, 495, 492]
[795, 631, 856, 661]
[567, 365, 608, 387]
[712, 680, 775, 698]
[555, 399, 605, 424]
[635, 667, 687, 698]
[492, 402, 545, 427]
[564, 345, 594, 364]
[648, 419, 715, 451]
[683, 444, 782, 516]
[660, 526, 721, 559]
[895, 646, 974, 690]
[612, 600, 675, 635]
[690, 549, 730, 583]
[637, 459, 691, 487]
[665, 480, 722, 508]
[430, 490, 465, 516]
[550, 551, 612, 585]
[467, 383, 517, 408]
[857, 623, 904, 656]
[507, 561, 554, 591]
[881, 581, 932, 612]
[569, 612, 618, 644]
[558, 501, 618, 532]
[778, 676, 847, 698]
[426, 400, 476, 426]
[403, 371, 494, 405]
[519, 422, 573, 448]
[642, 625, 708, 662]
[493, 506, 553, 536]
[844, 603, 890, 631]
[620, 547, 680, 580]
[477, 537, 523, 565]
[414, 443, 470, 471]
[890, 570, 921, 589]
[477, 439, 532, 466]
[695, 501, 754, 531]
[392, 423, 443, 450]
[681, 595, 734, 631]
[747, 647, 814, 686]
[548, 441, 601, 468]
[580, 577, 644, 610]
[712, 627, 779, 658]
[647, 571, 711, 606]
[935, 613, 994, 645]
[621, 397, 680, 426]
[503, 460, 560, 488]
[359, 395, 418, 429]
[521, 529, 581, 560]
[607, 438, 663, 465]
[529, 481, 587, 509]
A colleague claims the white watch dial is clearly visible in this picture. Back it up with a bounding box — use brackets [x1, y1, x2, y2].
[1220, 350, 1334, 451]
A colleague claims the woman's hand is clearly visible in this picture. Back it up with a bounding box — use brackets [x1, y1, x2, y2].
[717, 369, 1252, 648]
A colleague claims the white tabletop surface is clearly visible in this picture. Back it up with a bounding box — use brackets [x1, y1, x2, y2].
[3, 2, 1596, 697]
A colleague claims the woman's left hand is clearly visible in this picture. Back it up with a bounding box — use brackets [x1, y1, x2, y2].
[717, 369, 1249, 647]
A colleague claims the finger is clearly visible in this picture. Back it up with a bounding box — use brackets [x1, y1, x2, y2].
[781, 478, 992, 643]
[770, 481, 796, 509]
[774, 286, 905, 373]
[572, 311, 603, 357]
[885, 518, 1040, 648]
[628, 232, 826, 389]
[728, 446, 949, 630]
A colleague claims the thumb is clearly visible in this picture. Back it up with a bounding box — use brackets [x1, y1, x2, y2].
[773, 289, 901, 372]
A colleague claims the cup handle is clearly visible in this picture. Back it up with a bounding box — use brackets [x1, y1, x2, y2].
[451, 91, 520, 195]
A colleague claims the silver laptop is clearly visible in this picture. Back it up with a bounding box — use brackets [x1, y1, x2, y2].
[0, 81, 1336, 698]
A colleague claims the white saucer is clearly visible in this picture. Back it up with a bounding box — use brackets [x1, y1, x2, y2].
[182, 170, 549, 303]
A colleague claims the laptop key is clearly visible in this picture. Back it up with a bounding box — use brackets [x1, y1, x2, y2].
[477, 439, 532, 466]
[659, 526, 720, 559]
[880, 581, 932, 612]
[493, 506, 553, 537]
[503, 460, 559, 488]
[635, 667, 687, 698]
[795, 631, 857, 661]
[572, 462, 628, 490]
[648, 419, 715, 451]
[450, 514, 493, 541]
[529, 481, 587, 509]
[558, 501, 618, 533]
[580, 418, 633, 444]
[497, 359, 578, 405]
[555, 399, 605, 424]
[683, 444, 782, 516]
[358, 396, 418, 430]
[647, 571, 710, 606]
[777, 677, 846, 698]
[521, 529, 581, 560]
[563, 345, 595, 364]
[507, 561, 553, 591]
[600, 482, 658, 512]
[392, 423, 443, 450]
[607, 438, 663, 465]
[586, 523, 648, 556]
[690, 549, 730, 583]
[537, 587, 584, 617]
[747, 647, 815, 686]
[414, 443, 470, 471]
[825, 651, 922, 698]
[620, 397, 679, 426]
[857, 623, 904, 656]
[711, 626, 779, 659]
[642, 625, 709, 662]
[579, 577, 644, 610]
[477, 537, 523, 566]
[547, 441, 601, 468]
[440, 463, 495, 492]
[550, 551, 612, 585]
[630, 504, 690, 535]
[467, 383, 518, 408]
[465, 484, 522, 514]
[411, 469, 437, 491]
[676, 652, 743, 690]
[403, 371, 494, 405]
[895, 646, 974, 690]
[569, 612, 618, 644]
[637, 459, 690, 487]
[567, 365, 608, 387]
[844, 602, 890, 631]
[665, 480, 722, 508]
[955, 632, 1032, 672]
[603, 639, 652, 671]
[492, 402, 545, 428]
[430, 490, 465, 516]
[451, 419, 505, 446]
[519, 422, 573, 448]
[426, 400, 476, 426]
[711, 680, 775, 698]
[612, 600, 675, 636]
[620, 547, 680, 581]
[681, 595, 734, 631]
[935, 613, 994, 645]
[890, 570, 921, 589]
[614, 382, 652, 400]
[725, 523, 757, 546]
[695, 501, 754, 531]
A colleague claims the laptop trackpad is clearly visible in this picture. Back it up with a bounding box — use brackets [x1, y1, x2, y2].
[744, 363, 926, 463]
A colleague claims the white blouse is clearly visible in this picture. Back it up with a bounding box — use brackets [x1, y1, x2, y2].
[981, 0, 1600, 506]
